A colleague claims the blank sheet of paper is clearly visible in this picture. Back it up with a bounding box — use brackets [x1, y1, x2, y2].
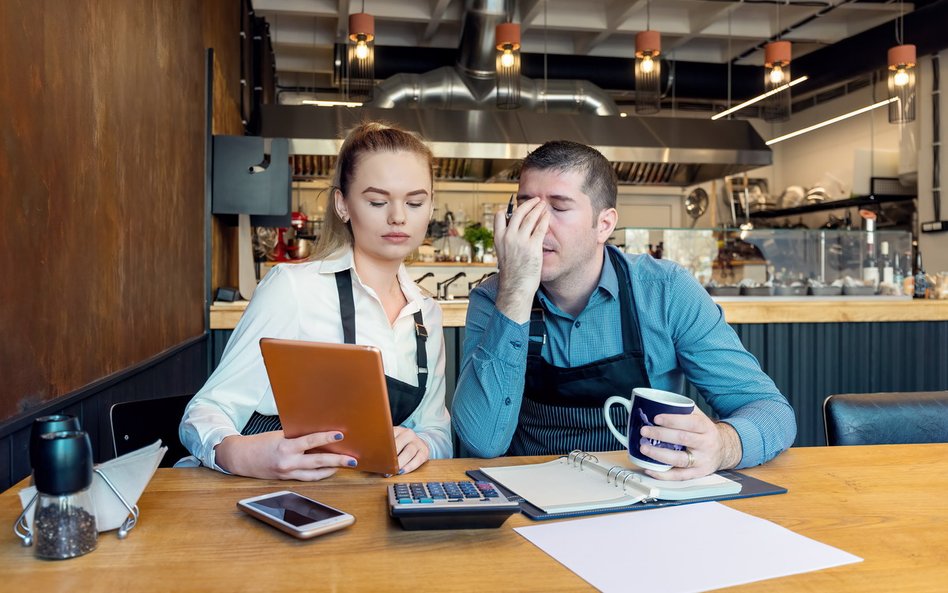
[515, 502, 862, 593]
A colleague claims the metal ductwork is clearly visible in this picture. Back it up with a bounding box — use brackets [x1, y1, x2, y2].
[369, 0, 618, 116]
[263, 0, 773, 186]
[262, 105, 772, 186]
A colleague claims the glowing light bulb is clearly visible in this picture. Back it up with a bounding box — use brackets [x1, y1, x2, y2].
[769, 65, 785, 85]
[893, 68, 910, 87]
[640, 54, 654, 74]
[354, 40, 369, 60]
[500, 49, 515, 68]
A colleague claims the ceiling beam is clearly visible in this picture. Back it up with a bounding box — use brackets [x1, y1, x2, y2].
[336, 0, 351, 41]
[666, 2, 738, 54]
[519, 0, 545, 35]
[576, 0, 645, 55]
[423, 0, 452, 42]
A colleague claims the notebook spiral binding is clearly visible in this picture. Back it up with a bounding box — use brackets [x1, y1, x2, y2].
[566, 449, 656, 502]
[567, 450, 599, 471]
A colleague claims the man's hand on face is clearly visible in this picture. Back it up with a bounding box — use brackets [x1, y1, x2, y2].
[493, 197, 550, 323]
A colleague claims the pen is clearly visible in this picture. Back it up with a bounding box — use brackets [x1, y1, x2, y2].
[506, 194, 515, 221]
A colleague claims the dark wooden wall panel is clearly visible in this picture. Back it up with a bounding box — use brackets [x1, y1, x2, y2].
[0, 337, 208, 492]
[0, 1, 246, 424]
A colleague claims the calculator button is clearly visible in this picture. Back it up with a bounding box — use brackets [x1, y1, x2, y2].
[398, 498, 413, 504]
[418, 498, 434, 504]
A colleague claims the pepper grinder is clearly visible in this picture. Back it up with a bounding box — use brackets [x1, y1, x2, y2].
[31, 430, 98, 560]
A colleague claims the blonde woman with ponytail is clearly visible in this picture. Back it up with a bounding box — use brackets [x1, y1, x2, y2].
[181, 122, 451, 480]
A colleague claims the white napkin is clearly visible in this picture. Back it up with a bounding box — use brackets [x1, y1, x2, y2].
[19, 440, 167, 532]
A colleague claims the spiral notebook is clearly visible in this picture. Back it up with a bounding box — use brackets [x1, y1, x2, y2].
[469, 450, 786, 521]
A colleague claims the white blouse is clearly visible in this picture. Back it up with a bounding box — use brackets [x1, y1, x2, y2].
[179, 248, 452, 471]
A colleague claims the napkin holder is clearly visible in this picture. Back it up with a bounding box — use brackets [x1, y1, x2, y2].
[15, 440, 166, 544]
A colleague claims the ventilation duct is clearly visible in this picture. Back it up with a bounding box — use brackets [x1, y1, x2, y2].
[262, 0, 773, 186]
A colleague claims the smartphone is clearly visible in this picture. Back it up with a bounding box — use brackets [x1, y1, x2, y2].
[237, 491, 355, 539]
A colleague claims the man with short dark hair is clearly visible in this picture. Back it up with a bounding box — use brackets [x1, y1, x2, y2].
[452, 140, 796, 480]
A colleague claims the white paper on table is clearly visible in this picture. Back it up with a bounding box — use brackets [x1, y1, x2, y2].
[19, 440, 166, 532]
[515, 502, 862, 593]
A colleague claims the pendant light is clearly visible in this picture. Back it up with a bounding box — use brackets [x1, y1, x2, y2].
[887, 1, 916, 124]
[762, 1, 791, 123]
[347, 5, 375, 101]
[495, 22, 521, 109]
[634, 1, 661, 115]
[763, 41, 792, 122]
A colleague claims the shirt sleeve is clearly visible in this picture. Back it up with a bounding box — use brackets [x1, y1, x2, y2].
[663, 266, 797, 468]
[451, 283, 532, 458]
[179, 266, 300, 471]
[402, 301, 453, 459]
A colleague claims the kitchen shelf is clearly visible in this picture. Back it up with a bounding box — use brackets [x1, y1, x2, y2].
[748, 193, 915, 219]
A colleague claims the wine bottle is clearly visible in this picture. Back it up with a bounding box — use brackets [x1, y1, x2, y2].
[914, 250, 928, 299]
[862, 240, 878, 289]
[879, 241, 894, 286]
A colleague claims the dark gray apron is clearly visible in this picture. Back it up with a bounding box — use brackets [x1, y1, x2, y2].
[507, 248, 651, 456]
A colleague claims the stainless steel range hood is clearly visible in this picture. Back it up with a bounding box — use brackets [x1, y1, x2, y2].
[261, 104, 772, 186]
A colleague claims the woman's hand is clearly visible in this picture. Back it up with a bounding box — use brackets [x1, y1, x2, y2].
[215, 430, 357, 481]
[637, 407, 743, 481]
[392, 426, 430, 475]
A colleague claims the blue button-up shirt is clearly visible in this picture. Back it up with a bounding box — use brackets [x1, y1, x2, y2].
[452, 245, 796, 467]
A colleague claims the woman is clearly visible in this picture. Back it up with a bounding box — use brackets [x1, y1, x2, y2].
[180, 122, 452, 480]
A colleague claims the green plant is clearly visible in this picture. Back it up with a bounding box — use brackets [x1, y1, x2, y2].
[463, 223, 493, 250]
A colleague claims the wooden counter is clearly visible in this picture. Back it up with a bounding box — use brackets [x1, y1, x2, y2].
[3, 445, 947, 592]
[211, 298, 948, 329]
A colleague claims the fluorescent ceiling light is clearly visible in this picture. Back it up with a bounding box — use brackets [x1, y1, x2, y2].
[711, 76, 808, 120]
[301, 100, 363, 107]
[766, 97, 897, 145]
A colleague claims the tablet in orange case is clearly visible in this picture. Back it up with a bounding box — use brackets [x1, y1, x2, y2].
[259, 338, 399, 475]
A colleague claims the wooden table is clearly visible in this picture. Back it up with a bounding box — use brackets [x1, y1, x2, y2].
[2, 444, 947, 592]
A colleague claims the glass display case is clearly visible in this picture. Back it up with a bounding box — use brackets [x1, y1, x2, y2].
[613, 227, 914, 297]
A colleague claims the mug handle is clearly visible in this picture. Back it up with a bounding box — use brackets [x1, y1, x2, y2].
[603, 396, 632, 447]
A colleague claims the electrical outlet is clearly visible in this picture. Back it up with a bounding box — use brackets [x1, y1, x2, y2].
[921, 220, 948, 233]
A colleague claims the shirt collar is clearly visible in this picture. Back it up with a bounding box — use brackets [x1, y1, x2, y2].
[538, 246, 620, 314]
[316, 246, 426, 313]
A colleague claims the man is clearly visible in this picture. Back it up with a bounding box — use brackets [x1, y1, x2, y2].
[451, 140, 796, 480]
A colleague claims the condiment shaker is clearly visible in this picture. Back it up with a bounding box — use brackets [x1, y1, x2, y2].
[31, 430, 98, 560]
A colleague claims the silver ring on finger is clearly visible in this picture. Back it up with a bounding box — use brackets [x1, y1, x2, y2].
[685, 448, 695, 469]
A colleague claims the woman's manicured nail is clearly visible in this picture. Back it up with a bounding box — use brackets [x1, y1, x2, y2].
[347, 459, 357, 467]
[334, 433, 344, 440]
[397, 469, 405, 475]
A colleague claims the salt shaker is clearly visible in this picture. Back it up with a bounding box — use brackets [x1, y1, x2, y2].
[31, 430, 98, 560]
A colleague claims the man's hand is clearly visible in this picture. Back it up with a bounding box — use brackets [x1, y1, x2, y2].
[637, 407, 743, 481]
[493, 197, 550, 323]
[215, 431, 357, 481]
[392, 426, 430, 475]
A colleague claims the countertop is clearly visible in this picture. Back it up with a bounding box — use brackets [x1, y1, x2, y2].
[210, 297, 948, 329]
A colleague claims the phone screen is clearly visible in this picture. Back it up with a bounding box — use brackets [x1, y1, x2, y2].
[245, 493, 345, 527]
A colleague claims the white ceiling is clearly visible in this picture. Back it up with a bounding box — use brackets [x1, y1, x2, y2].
[256, 0, 919, 81]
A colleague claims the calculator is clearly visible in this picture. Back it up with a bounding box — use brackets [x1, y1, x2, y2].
[387, 481, 521, 530]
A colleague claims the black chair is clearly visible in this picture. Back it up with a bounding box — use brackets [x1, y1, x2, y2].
[110, 394, 194, 466]
[823, 391, 948, 446]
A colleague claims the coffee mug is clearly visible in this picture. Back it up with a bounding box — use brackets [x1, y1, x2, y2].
[603, 388, 695, 472]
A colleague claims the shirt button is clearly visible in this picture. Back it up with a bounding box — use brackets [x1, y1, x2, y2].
[574, 321, 582, 328]
[504, 397, 512, 405]
[510, 341, 522, 349]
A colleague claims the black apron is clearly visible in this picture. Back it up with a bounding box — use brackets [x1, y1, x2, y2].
[507, 247, 652, 456]
[241, 269, 428, 436]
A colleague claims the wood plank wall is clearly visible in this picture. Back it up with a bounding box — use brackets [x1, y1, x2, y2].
[0, 0, 241, 424]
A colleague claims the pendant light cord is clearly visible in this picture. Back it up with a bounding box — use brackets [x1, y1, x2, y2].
[895, 0, 904, 45]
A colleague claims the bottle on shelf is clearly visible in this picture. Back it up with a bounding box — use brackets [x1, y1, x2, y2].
[862, 240, 879, 289]
[879, 241, 894, 286]
[913, 249, 928, 299]
[893, 251, 904, 296]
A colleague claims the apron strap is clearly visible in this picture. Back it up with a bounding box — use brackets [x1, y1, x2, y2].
[335, 269, 357, 344]
[413, 310, 428, 388]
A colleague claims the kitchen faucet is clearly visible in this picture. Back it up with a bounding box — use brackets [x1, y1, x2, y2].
[436, 272, 466, 300]
[468, 271, 497, 292]
[413, 272, 434, 284]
